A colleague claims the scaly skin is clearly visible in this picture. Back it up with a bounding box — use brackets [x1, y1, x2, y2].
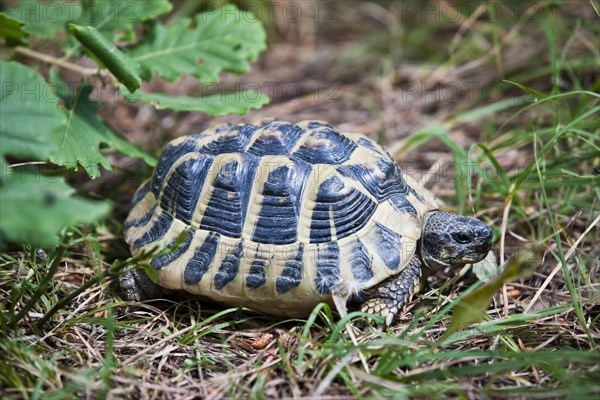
[120, 267, 163, 302]
[360, 256, 422, 326]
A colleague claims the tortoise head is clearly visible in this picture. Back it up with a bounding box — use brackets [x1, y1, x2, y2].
[420, 211, 492, 271]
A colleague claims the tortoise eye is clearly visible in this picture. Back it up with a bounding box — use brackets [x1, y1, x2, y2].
[452, 232, 471, 244]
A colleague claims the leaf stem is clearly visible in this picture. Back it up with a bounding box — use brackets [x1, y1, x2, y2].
[14, 46, 100, 77]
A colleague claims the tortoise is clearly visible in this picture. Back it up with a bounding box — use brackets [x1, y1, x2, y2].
[122, 119, 492, 325]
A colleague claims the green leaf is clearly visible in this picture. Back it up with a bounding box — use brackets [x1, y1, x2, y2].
[502, 79, 548, 99]
[50, 84, 112, 178]
[440, 247, 540, 343]
[0, 61, 63, 160]
[0, 12, 28, 45]
[49, 74, 154, 178]
[0, 174, 111, 246]
[472, 251, 499, 282]
[6, 0, 172, 41]
[125, 89, 269, 115]
[69, 23, 141, 92]
[6, 0, 79, 40]
[125, 4, 267, 83]
[76, 0, 173, 41]
[0, 158, 9, 181]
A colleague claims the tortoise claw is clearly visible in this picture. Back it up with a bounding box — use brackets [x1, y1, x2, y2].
[360, 256, 422, 325]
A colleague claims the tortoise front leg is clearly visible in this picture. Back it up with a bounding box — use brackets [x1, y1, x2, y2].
[360, 256, 422, 326]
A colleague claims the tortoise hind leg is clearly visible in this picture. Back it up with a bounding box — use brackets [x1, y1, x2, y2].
[360, 257, 422, 326]
[119, 267, 164, 301]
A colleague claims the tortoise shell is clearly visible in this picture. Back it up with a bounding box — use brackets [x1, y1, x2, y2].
[124, 119, 438, 316]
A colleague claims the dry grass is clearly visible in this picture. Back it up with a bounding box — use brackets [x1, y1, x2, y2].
[1, 1, 599, 399]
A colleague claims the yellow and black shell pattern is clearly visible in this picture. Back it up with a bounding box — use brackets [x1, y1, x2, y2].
[124, 120, 438, 317]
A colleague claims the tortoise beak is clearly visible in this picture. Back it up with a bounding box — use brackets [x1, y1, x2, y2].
[462, 251, 488, 263]
[473, 225, 493, 254]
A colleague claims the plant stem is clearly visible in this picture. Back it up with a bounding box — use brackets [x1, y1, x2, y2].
[35, 272, 103, 330]
[36, 259, 127, 330]
[12, 246, 66, 327]
[14, 46, 100, 76]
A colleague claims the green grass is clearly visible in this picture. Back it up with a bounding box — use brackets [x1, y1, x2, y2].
[1, 1, 599, 399]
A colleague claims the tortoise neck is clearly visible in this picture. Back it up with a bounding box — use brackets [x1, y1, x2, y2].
[419, 211, 451, 272]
